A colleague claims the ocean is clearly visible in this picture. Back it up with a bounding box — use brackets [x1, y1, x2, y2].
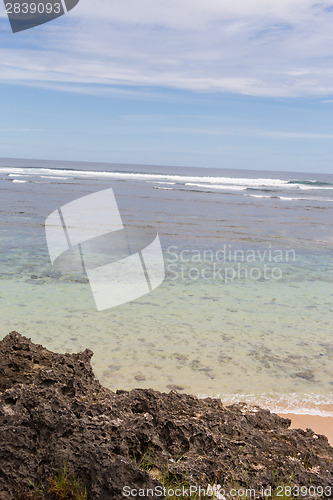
[1, 157, 332, 416]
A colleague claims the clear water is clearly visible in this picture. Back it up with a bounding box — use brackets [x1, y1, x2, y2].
[1, 158, 332, 416]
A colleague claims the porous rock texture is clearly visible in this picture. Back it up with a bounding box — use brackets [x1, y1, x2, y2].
[0, 332, 332, 499]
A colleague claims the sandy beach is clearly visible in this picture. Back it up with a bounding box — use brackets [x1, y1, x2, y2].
[279, 414, 333, 446]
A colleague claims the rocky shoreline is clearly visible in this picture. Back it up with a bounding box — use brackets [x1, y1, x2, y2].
[0, 332, 332, 499]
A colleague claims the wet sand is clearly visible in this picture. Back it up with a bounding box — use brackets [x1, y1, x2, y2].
[279, 414, 333, 446]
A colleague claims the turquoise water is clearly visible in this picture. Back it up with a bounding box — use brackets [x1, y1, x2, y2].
[1, 158, 333, 415]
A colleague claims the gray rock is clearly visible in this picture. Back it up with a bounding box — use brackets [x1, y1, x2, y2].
[0, 332, 332, 500]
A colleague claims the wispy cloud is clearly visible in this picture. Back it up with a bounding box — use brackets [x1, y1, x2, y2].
[0, 128, 43, 132]
[160, 127, 333, 139]
[1, 1, 333, 97]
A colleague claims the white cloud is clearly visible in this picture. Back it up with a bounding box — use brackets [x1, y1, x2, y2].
[0, 128, 42, 132]
[160, 127, 333, 139]
[72, 0, 331, 29]
[1, 0, 333, 96]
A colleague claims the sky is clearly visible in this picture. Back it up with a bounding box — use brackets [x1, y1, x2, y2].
[1, 0, 333, 173]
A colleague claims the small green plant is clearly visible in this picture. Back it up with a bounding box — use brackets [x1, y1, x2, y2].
[301, 450, 313, 470]
[48, 463, 88, 500]
[15, 464, 87, 500]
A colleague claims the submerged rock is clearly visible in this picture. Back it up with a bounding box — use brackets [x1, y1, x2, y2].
[0, 332, 332, 499]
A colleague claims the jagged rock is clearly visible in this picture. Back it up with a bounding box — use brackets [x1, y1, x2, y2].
[0, 332, 332, 499]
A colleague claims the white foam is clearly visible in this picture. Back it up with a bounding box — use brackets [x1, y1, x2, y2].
[196, 393, 333, 417]
[247, 194, 274, 198]
[40, 175, 68, 180]
[151, 181, 176, 185]
[279, 196, 333, 202]
[2, 167, 333, 192]
[12, 179, 27, 183]
[0, 167, 306, 187]
[186, 182, 247, 191]
[246, 194, 333, 202]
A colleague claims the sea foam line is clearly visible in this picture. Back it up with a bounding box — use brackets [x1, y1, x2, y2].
[2, 166, 333, 191]
[247, 194, 333, 202]
[196, 393, 333, 417]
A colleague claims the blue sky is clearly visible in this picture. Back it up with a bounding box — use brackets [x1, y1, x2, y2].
[1, 0, 333, 173]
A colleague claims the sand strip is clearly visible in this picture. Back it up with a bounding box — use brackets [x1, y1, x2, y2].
[279, 414, 333, 446]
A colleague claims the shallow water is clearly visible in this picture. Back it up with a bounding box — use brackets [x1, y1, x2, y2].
[1, 158, 332, 415]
